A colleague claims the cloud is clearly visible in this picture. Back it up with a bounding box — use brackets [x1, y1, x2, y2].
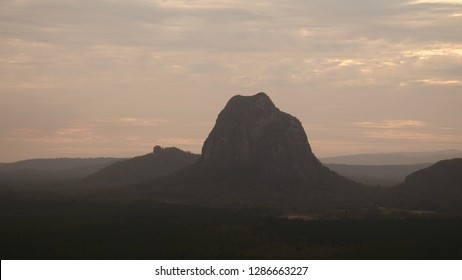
[361, 130, 462, 142]
[407, 0, 462, 4]
[353, 118, 462, 150]
[6, 125, 101, 144]
[406, 79, 462, 85]
[336, 59, 365, 67]
[356, 120, 427, 129]
[150, 0, 260, 9]
[404, 45, 462, 59]
[118, 117, 163, 127]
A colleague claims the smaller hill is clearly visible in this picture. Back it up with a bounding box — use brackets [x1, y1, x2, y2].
[385, 158, 462, 212]
[87, 146, 199, 186]
[404, 158, 462, 187]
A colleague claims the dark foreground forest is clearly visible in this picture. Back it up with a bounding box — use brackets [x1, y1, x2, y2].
[2, 195, 462, 259]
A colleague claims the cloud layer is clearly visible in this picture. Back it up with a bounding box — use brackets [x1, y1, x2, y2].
[1, 0, 461, 161]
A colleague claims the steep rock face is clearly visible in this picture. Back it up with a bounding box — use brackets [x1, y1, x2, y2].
[199, 92, 328, 181]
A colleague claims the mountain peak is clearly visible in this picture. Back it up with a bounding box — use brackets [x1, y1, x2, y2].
[226, 92, 274, 108]
[199, 92, 329, 182]
[219, 92, 276, 120]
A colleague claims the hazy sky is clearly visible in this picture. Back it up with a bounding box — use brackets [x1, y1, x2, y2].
[1, 0, 462, 162]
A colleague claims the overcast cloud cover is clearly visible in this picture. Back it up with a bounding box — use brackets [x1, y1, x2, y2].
[1, 0, 462, 161]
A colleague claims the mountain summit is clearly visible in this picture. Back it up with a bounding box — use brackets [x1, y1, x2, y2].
[199, 92, 329, 182]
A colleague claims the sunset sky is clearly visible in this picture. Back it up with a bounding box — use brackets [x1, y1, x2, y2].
[1, 0, 462, 162]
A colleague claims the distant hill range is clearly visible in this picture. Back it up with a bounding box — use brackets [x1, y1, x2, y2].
[320, 150, 462, 165]
[0, 158, 122, 183]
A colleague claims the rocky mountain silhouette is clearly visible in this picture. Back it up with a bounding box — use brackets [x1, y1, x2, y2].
[198, 92, 334, 183]
[142, 93, 370, 211]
